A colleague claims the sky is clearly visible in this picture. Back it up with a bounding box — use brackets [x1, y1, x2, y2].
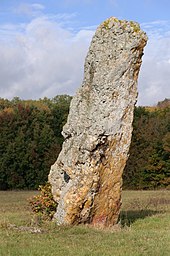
[0, 0, 170, 106]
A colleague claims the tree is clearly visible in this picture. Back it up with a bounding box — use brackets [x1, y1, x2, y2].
[0, 96, 71, 190]
[123, 103, 170, 189]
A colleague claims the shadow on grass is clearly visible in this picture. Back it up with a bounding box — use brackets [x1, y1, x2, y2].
[119, 209, 160, 226]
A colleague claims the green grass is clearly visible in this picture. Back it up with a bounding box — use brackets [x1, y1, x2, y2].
[0, 190, 170, 256]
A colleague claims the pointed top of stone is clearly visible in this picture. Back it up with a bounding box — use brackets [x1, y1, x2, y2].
[100, 17, 143, 33]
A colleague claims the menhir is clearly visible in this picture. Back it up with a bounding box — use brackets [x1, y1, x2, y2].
[49, 17, 147, 227]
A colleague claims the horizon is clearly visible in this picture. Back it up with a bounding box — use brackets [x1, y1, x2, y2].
[1, 94, 170, 108]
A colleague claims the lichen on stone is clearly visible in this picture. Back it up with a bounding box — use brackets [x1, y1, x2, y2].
[102, 17, 119, 29]
[129, 21, 140, 33]
[103, 19, 110, 29]
[101, 17, 141, 35]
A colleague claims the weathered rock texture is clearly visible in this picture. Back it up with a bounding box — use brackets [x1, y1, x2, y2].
[49, 17, 147, 227]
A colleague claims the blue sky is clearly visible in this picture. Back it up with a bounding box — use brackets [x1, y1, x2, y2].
[0, 0, 170, 105]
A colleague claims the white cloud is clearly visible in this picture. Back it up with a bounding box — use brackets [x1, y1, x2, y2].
[0, 15, 94, 100]
[109, 0, 118, 7]
[138, 20, 170, 105]
[31, 3, 45, 10]
[15, 3, 45, 17]
[0, 14, 170, 106]
[63, 0, 94, 5]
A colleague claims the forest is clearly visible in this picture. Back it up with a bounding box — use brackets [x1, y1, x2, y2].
[123, 98, 170, 189]
[0, 95, 72, 190]
[0, 96, 170, 190]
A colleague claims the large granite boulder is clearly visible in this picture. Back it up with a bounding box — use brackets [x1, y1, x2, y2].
[49, 17, 147, 227]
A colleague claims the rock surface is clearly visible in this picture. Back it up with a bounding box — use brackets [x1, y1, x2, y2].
[49, 17, 147, 227]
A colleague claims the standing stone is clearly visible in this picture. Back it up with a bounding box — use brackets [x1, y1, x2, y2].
[49, 17, 147, 227]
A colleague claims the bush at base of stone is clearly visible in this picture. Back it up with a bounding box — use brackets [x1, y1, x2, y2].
[29, 182, 57, 220]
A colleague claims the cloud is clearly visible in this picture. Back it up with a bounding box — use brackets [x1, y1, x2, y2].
[31, 3, 45, 10]
[63, 0, 94, 5]
[109, 0, 118, 7]
[15, 3, 45, 17]
[137, 20, 170, 105]
[0, 12, 170, 106]
[0, 15, 94, 100]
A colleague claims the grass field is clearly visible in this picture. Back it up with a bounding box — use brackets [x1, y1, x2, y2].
[0, 190, 170, 256]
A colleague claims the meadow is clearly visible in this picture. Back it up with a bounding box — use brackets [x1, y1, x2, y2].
[0, 190, 170, 256]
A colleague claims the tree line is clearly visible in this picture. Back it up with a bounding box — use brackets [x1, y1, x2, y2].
[0, 95, 72, 190]
[123, 99, 170, 189]
[0, 96, 170, 190]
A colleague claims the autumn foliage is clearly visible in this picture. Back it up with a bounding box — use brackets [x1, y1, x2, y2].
[0, 95, 72, 190]
[29, 182, 57, 220]
[0, 96, 170, 190]
[123, 99, 170, 189]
